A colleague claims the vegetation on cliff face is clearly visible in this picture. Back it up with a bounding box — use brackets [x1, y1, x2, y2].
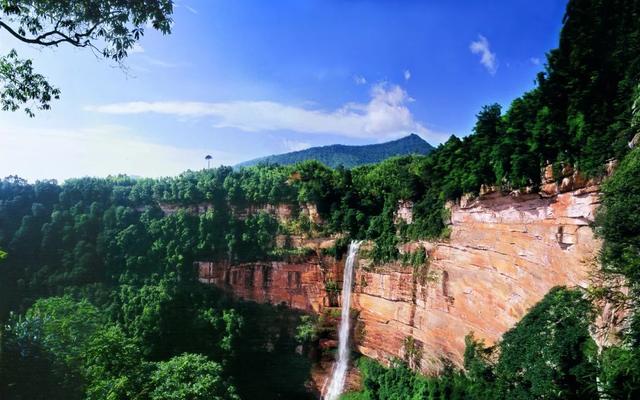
[593, 146, 640, 399]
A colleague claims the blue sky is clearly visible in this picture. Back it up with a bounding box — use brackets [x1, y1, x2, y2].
[0, 0, 567, 182]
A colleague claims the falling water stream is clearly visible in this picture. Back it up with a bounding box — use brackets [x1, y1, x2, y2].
[324, 240, 362, 400]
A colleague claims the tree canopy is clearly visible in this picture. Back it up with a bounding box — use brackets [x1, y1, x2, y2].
[0, 0, 174, 116]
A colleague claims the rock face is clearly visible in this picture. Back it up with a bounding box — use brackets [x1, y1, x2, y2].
[232, 203, 295, 223]
[158, 202, 214, 216]
[197, 258, 340, 312]
[352, 184, 602, 372]
[395, 200, 414, 224]
[198, 182, 604, 374]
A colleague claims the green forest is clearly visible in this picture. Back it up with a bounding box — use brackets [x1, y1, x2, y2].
[1, 0, 640, 398]
[235, 133, 435, 169]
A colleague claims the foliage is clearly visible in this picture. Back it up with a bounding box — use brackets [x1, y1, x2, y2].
[349, 357, 469, 400]
[0, 296, 103, 399]
[83, 325, 148, 400]
[0, 283, 245, 400]
[402, 336, 423, 370]
[150, 353, 239, 400]
[598, 346, 640, 400]
[0, 49, 59, 116]
[0, 0, 174, 115]
[493, 287, 598, 399]
[594, 137, 640, 400]
[596, 148, 640, 286]
[227, 302, 316, 399]
[295, 315, 318, 343]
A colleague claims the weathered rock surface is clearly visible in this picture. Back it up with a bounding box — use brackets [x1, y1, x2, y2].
[395, 200, 414, 224]
[197, 258, 340, 312]
[352, 184, 602, 372]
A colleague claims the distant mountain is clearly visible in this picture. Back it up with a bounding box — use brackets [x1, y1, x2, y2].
[236, 134, 434, 169]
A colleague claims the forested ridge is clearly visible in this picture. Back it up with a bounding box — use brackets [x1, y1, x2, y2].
[235, 133, 435, 169]
[2, 0, 640, 398]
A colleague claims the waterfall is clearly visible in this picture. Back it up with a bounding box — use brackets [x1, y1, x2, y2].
[325, 240, 362, 400]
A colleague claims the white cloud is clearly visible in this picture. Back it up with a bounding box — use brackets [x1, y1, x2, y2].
[404, 69, 411, 81]
[282, 139, 311, 152]
[0, 125, 235, 182]
[185, 5, 198, 14]
[470, 35, 497, 75]
[129, 43, 145, 54]
[175, 1, 198, 14]
[353, 75, 367, 85]
[86, 82, 444, 141]
[139, 55, 187, 68]
[530, 57, 541, 66]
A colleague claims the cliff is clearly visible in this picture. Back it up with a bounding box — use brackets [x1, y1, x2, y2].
[352, 183, 602, 372]
[198, 257, 339, 313]
[197, 177, 608, 374]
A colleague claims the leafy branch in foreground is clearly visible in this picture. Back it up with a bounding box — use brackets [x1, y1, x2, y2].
[0, 0, 174, 116]
[0, 50, 59, 116]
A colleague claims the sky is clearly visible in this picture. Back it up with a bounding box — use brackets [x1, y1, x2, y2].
[0, 0, 568, 182]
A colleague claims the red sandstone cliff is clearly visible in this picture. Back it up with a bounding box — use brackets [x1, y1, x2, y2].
[198, 256, 341, 313]
[197, 178, 609, 374]
[353, 184, 602, 372]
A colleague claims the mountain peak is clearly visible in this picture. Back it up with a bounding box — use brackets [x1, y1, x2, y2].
[236, 134, 434, 169]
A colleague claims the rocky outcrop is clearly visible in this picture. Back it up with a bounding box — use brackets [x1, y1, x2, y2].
[232, 203, 296, 223]
[159, 202, 214, 216]
[352, 183, 602, 372]
[395, 200, 414, 224]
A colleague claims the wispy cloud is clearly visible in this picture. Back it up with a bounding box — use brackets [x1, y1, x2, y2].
[282, 139, 311, 152]
[470, 35, 497, 75]
[353, 75, 367, 85]
[129, 43, 145, 54]
[184, 4, 198, 14]
[87, 83, 445, 141]
[175, 1, 198, 14]
[530, 57, 541, 66]
[139, 55, 187, 68]
[404, 69, 411, 81]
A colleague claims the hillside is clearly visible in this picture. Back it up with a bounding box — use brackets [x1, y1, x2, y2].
[236, 133, 434, 168]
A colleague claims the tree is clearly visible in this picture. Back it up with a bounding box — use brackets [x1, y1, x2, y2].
[83, 325, 148, 400]
[597, 148, 640, 286]
[596, 147, 640, 344]
[150, 353, 239, 400]
[0, 0, 174, 116]
[0, 296, 104, 400]
[495, 287, 598, 400]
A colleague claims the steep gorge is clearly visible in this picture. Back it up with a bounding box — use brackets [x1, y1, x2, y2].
[197, 172, 615, 376]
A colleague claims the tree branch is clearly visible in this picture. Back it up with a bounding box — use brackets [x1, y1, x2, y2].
[0, 20, 89, 47]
